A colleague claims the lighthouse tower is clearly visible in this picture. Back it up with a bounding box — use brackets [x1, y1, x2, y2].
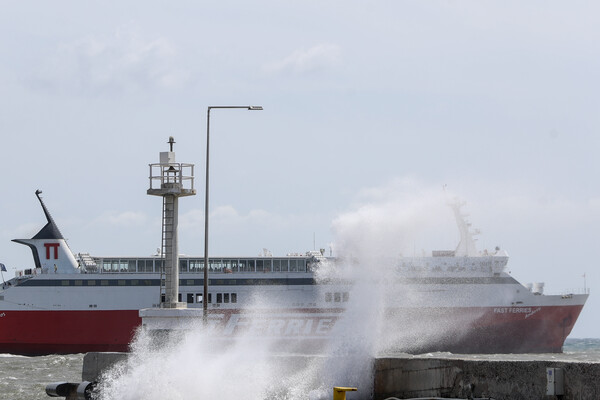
[147, 137, 196, 308]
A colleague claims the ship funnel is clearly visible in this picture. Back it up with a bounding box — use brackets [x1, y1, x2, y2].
[12, 191, 79, 273]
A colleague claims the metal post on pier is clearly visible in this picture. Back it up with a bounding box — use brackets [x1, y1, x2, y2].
[203, 106, 262, 319]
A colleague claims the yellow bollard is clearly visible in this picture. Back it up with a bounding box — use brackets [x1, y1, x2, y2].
[333, 387, 357, 400]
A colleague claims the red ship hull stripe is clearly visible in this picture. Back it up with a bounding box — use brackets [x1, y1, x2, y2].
[0, 304, 584, 355]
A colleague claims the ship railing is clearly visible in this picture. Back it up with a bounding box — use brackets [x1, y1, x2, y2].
[15, 268, 43, 278]
[559, 288, 590, 296]
[90, 267, 314, 274]
[1, 276, 16, 288]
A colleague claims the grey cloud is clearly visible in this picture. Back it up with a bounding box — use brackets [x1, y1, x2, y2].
[263, 43, 342, 75]
[29, 23, 189, 95]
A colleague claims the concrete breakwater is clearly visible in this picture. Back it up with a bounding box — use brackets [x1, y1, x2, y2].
[76, 352, 600, 399]
[375, 356, 600, 400]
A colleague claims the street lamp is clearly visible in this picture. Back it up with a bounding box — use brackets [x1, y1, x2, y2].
[203, 105, 263, 318]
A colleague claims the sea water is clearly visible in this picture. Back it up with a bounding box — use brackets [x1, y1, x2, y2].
[0, 339, 598, 400]
[0, 353, 83, 400]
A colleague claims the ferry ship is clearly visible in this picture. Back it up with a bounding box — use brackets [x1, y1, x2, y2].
[0, 191, 589, 355]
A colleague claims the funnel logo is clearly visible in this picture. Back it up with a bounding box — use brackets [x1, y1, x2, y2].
[44, 243, 60, 259]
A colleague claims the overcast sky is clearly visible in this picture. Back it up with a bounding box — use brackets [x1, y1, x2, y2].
[1, 1, 598, 337]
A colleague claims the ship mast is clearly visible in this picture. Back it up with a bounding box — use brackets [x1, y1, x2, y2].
[450, 200, 480, 257]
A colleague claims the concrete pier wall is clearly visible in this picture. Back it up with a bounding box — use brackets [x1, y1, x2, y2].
[82, 352, 128, 382]
[81, 353, 600, 399]
[375, 357, 600, 400]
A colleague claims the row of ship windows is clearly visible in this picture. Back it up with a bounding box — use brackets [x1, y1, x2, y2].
[95, 258, 312, 274]
[77, 292, 346, 308]
[63, 280, 153, 286]
[166, 293, 238, 304]
[171, 292, 347, 305]
[44, 279, 312, 287]
[397, 262, 504, 273]
[21, 276, 512, 287]
[399, 266, 499, 273]
[324, 292, 349, 303]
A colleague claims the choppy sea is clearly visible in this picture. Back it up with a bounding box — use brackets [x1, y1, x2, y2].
[1, 338, 599, 400]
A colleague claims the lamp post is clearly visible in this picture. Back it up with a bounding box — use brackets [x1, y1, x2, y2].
[204, 105, 263, 319]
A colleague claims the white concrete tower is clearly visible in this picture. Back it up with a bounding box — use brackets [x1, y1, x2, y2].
[147, 137, 196, 308]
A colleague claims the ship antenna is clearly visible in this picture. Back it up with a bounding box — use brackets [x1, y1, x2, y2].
[35, 190, 53, 225]
[168, 136, 175, 152]
[33, 190, 64, 240]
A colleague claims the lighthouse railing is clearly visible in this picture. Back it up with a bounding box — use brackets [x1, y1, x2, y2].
[148, 163, 195, 191]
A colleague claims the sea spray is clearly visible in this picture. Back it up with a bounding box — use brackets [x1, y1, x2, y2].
[98, 188, 480, 399]
[330, 186, 491, 354]
[97, 265, 382, 400]
[96, 256, 390, 400]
